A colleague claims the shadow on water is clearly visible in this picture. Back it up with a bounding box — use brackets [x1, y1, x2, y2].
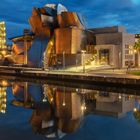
[0, 75, 140, 96]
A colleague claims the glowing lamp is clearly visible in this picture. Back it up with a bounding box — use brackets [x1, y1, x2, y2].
[1, 50, 6, 56]
[1, 80, 8, 86]
[133, 108, 137, 112]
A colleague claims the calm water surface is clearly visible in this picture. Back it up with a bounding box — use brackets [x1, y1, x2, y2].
[0, 77, 140, 140]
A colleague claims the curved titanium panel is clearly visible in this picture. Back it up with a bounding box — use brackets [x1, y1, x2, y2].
[57, 12, 84, 29]
[57, 4, 68, 15]
[41, 14, 54, 26]
[12, 83, 43, 102]
[12, 42, 31, 55]
[55, 28, 72, 54]
[12, 83, 24, 101]
[29, 8, 51, 37]
[14, 55, 24, 64]
[44, 3, 67, 15]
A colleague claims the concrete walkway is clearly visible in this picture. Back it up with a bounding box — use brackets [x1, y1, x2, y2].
[1, 64, 140, 78]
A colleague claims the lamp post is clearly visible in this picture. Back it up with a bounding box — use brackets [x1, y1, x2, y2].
[63, 51, 65, 70]
[133, 49, 138, 67]
[75, 52, 78, 72]
[62, 87, 66, 106]
[24, 35, 28, 66]
[128, 46, 135, 71]
[81, 50, 86, 73]
[119, 52, 121, 69]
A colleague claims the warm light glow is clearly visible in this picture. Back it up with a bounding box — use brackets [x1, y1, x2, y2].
[81, 50, 86, 53]
[42, 98, 47, 102]
[1, 80, 8, 86]
[50, 98, 53, 102]
[129, 45, 133, 49]
[0, 87, 7, 114]
[50, 41, 53, 46]
[118, 95, 122, 100]
[134, 49, 137, 53]
[76, 88, 79, 92]
[1, 50, 7, 56]
[0, 21, 7, 58]
[2, 104, 6, 108]
[1, 110, 5, 113]
[133, 108, 137, 112]
[0, 21, 5, 25]
[62, 102, 66, 106]
[81, 104, 86, 111]
[81, 106, 84, 111]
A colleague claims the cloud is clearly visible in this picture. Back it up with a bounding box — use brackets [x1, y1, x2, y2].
[131, 0, 140, 5]
[0, 0, 140, 39]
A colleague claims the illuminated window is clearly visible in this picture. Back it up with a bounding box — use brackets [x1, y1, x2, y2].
[0, 87, 7, 114]
[0, 21, 7, 57]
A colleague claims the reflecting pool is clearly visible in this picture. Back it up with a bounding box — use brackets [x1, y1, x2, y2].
[0, 77, 140, 140]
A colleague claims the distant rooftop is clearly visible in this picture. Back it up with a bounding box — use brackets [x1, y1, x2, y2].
[89, 26, 126, 34]
[9, 32, 34, 42]
[135, 34, 140, 38]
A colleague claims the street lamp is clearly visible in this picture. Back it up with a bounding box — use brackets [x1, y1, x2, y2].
[63, 51, 65, 70]
[119, 52, 121, 69]
[134, 49, 137, 54]
[133, 49, 138, 67]
[81, 50, 86, 73]
[76, 56, 78, 71]
[127, 46, 135, 71]
[24, 35, 28, 66]
[62, 87, 66, 106]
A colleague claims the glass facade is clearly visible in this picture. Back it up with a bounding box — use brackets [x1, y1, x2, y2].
[0, 22, 6, 48]
[0, 21, 7, 57]
[0, 87, 7, 114]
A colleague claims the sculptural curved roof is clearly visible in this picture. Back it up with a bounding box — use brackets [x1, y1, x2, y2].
[44, 3, 68, 15]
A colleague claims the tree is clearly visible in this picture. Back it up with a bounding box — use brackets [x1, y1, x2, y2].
[134, 111, 140, 123]
[134, 39, 140, 52]
[133, 39, 140, 67]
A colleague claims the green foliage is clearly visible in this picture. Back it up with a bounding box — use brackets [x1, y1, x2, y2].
[134, 111, 140, 123]
[134, 39, 140, 51]
[129, 71, 140, 76]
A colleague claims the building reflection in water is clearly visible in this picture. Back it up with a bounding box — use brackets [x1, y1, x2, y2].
[9, 82, 140, 139]
[91, 91, 134, 118]
[0, 87, 7, 114]
[11, 82, 43, 108]
[0, 80, 9, 114]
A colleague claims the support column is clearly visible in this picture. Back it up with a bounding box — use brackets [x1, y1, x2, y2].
[24, 36, 28, 65]
[96, 48, 100, 65]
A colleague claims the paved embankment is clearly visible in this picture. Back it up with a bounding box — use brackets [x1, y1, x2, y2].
[0, 66, 140, 87]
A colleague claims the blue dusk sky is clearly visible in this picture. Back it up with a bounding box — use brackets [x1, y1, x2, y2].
[0, 0, 140, 40]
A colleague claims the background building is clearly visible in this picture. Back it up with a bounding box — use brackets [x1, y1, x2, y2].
[0, 21, 7, 59]
[7, 4, 136, 69]
[0, 87, 7, 114]
[8, 4, 94, 68]
[90, 26, 135, 68]
[134, 34, 140, 67]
